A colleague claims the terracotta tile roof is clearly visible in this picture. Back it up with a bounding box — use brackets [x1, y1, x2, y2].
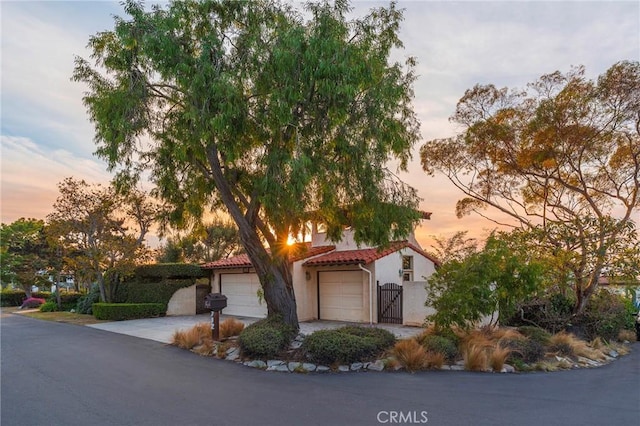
[302, 241, 439, 267]
[201, 242, 335, 269]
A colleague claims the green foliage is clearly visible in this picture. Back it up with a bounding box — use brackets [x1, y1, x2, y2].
[76, 284, 101, 314]
[115, 263, 205, 307]
[504, 338, 545, 364]
[0, 290, 51, 307]
[516, 326, 552, 345]
[337, 326, 396, 350]
[574, 290, 634, 340]
[46, 178, 159, 303]
[238, 316, 296, 359]
[0, 218, 50, 295]
[420, 335, 459, 361]
[92, 303, 165, 321]
[39, 301, 59, 312]
[157, 220, 242, 264]
[134, 264, 205, 281]
[421, 61, 640, 316]
[506, 293, 575, 333]
[73, 0, 423, 327]
[425, 232, 543, 329]
[301, 326, 396, 365]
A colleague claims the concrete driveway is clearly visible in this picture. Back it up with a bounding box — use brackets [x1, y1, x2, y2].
[87, 314, 424, 343]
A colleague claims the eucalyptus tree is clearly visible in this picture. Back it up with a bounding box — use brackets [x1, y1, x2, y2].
[421, 61, 640, 313]
[73, 0, 422, 328]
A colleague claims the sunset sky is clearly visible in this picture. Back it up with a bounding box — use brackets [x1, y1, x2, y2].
[2, 0, 638, 249]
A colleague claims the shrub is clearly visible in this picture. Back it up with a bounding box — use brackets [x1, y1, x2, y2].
[462, 344, 488, 371]
[92, 303, 165, 321]
[171, 323, 209, 350]
[490, 346, 511, 372]
[20, 297, 46, 309]
[134, 263, 206, 280]
[220, 318, 245, 339]
[1, 289, 27, 307]
[302, 329, 378, 365]
[574, 290, 634, 340]
[517, 326, 552, 345]
[618, 329, 637, 342]
[505, 338, 545, 364]
[238, 316, 295, 359]
[424, 351, 445, 369]
[39, 301, 58, 312]
[547, 332, 596, 358]
[55, 292, 83, 311]
[337, 326, 396, 349]
[76, 285, 101, 314]
[392, 339, 428, 372]
[420, 335, 459, 361]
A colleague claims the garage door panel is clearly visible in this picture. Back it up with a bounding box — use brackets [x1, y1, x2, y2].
[319, 271, 364, 322]
[220, 273, 267, 318]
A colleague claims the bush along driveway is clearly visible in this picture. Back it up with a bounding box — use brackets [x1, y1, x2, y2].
[170, 318, 634, 374]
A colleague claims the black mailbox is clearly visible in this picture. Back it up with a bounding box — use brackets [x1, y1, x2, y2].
[204, 293, 227, 312]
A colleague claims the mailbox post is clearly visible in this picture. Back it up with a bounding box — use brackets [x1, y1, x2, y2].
[204, 293, 227, 341]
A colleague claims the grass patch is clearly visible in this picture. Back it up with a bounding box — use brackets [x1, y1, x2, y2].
[14, 309, 107, 325]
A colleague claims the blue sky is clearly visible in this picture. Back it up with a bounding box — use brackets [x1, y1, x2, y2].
[1, 0, 639, 247]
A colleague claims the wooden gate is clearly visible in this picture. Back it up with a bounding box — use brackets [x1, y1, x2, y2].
[196, 284, 210, 314]
[377, 282, 403, 324]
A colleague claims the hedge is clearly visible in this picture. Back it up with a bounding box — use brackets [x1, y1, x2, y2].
[134, 263, 206, 281]
[92, 303, 166, 321]
[1, 290, 52, 307]
[116, 278, 196, 306]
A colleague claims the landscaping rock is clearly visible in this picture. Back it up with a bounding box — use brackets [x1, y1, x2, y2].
[316, 366, 330, 373]
[289, 341, 303, 349]
[248, 360, 267, 369]
[338, 365, 350, 372]
[275, 364, 290, 372]
[501, 364, 515, 373]
[608, 350, 619, 358]
[226, 352, 240, 362]
[302, 363, 317, 372]
[350, 362, 364, 371]
[367, 360, 385, 372]
[226, 347, 239, 356]
[450, 365, 465, 371]
[267, 360, 284, 368]
[288, 362, 301, 372]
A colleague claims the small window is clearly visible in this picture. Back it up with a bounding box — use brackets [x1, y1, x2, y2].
[402, 255, 413, 282]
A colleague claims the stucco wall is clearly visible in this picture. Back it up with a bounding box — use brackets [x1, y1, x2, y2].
[166, 283, 197, 316]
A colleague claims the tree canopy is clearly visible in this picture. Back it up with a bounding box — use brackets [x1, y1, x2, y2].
[73, 0, 422, 328]
[0, 218, 50, 296]
[46, 178, 159, 302]
[420, 61, 640, 313]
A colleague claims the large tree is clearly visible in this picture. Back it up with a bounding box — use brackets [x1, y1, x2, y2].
[46, 178, 159, 302]
[420, 61, 640, 314]
[0, 218, 50, 296]
[73, 0, 422, 329]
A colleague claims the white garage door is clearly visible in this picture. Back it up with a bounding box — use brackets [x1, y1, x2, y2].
[319, 271, 364, 322]
[220, 273, 267, 318]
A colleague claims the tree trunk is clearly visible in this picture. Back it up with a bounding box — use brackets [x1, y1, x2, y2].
[97, 273, 108, 303]
[239, 230, 299, 331]
[55, 270, 62, 309]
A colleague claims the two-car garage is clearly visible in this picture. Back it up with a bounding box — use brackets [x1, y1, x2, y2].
[216, 270, 365, 322]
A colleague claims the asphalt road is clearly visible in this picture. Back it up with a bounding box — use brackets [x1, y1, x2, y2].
[2, 314, 639, 426]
